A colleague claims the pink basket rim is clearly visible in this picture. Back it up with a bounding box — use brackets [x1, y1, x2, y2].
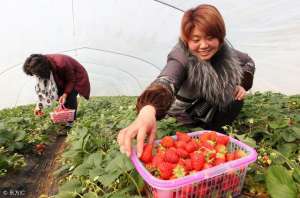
[130, 130, 257, 190]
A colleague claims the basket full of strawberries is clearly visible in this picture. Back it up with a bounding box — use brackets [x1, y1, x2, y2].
[130, 131, 257, 198]
[49, 104, 75, 123]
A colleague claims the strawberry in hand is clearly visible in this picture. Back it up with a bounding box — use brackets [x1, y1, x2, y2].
[140, 144, 153, 163]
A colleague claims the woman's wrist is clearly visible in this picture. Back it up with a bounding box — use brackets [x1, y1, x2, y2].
[139, 105, 156, 118]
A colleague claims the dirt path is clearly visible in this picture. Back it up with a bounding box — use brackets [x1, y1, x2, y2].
[0, 135, 66, 198]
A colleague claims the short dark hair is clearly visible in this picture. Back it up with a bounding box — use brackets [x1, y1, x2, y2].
[23, 54, 51, 79]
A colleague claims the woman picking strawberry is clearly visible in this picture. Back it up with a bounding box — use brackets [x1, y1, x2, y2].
[118, 4, 255, 157]
[23, 54, 90, 129]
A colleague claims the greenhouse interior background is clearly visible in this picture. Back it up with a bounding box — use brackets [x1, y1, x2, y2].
[1, 0, 300, 109]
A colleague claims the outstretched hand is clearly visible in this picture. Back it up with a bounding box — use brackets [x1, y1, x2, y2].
[117, 105, 157, 158]
[234, 85, 246, 100]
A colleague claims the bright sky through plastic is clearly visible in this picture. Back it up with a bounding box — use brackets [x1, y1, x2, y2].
[0, 0, 299, 109]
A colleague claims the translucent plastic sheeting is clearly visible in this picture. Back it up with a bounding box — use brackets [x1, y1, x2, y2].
[0, 0, 299, 109]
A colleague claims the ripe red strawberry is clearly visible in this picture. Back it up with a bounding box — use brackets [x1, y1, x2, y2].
[200, 131, 217, 142]
[201, 140, 215, 150]
[203, 162, 213, 169]
[215, 144, 227, 153]
[145, 162, 156, 172]
[203, 149, 216, 162]
[182, 158, 193, 171]
[175, 140, 187, 150]
[176, 148, 189, 158]
[184, 139, 198, 153]
[164, 148, 179, 163]
[216, 135, 230, 145]
[140, 144, 153, 163]
[157, 162, 174, 180]
[190, 152, 204, 171]
[157, 144, 166, 154]
[160, 136, 174, 148]
[226, 152, 235, 161]
[234, 149, 246, 159]
[176, 131, 191, 142]
[35, 143, 46, 154]
[215, 152, 226, 165]
[172, 164, 186, 178]
[152, 153, 164, 167]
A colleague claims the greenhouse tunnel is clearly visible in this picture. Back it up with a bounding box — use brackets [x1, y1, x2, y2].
[0, 0, 300, 198]
[1, 0, 300, 109]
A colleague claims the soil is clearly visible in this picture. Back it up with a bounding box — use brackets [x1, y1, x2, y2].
[0, 134, 67, 198]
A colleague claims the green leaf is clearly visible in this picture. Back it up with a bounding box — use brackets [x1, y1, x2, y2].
[269, 120, 288, 129]
[277, 143, 298, 158]
[89, 167, 104, 179]
[73, 163, 93, 176]
[15, 131, 26, 141]
[281, 129, 297, 142]
[105, 153, 133, 173]
[292, 167, 300, 183]
[97, 170, 122, 187]
[234, 134, 257, 148]
[59, 179, 82, 193]
[291, 127, 300, 139]
[55, 191, 76, 198]
[266, 165, 298, 198]
[83, 192, 99, 198]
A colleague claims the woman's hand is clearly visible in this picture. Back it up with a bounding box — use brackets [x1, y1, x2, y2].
[34, 106, 43, 116]
[59, 93, 68, 104]
[117, 105, 157, 158]
[234, 85, 246, 100]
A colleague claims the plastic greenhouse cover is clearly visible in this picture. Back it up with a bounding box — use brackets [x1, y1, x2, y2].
[0, 0, 299, 109]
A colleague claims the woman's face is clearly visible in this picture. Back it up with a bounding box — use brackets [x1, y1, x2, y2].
[187, 27, 220, 61]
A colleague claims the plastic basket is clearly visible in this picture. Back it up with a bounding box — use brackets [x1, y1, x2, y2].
[49, 104, 75, 123]
[130, 131, 257, 198]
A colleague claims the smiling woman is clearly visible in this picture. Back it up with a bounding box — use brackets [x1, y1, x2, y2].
[117, 4, 256, 158]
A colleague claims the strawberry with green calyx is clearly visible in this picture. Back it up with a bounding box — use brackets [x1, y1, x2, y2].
[214, 152, 226, 165]
[140, 144, 153, 163]
[175, 140, 187, 150]
[200, 131, 217, 142]
[157, 162, 174, 180]
[176, 131, 191, 142]
[182, 158, 193, 172]
[190, 151, 205, 171]
[145, 162, 157, 174]
[176, 148, 189, 158]
[172, 164, 186, 178]
[234, 149, 246, 159]
[201, 140, 216, 150]
[226, 152, 235, 161]
[216, 135, 230, 145]
[157, 144, 166, 154]
[160, 136, 174, 148]
[184, 139, 198, 153]
[203, 149, 216, 163]
[164, 148, 179, 163]
[152, 152, 164, 167]
[203, 162, 213, 169]
[215, 144, 227, 154]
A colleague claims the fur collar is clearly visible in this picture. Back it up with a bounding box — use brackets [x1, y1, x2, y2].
[180, 40, 243, 108]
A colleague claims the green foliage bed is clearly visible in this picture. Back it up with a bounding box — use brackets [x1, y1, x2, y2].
[0, 92, 299, 198]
